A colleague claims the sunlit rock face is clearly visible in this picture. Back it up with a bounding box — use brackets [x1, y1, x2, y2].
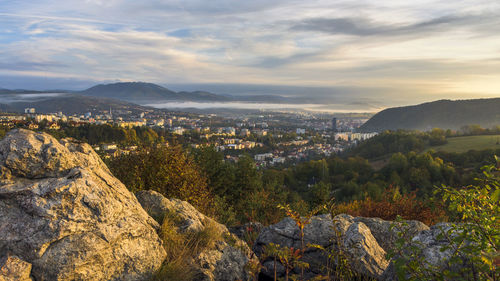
[0, 129, 166, 281]
[136, 190, 257, 281]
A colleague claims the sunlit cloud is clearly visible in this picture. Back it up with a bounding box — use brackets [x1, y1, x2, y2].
[0, 0, 499, 107]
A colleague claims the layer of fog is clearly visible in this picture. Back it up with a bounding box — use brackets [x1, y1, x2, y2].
[0, 93, 64, 103]
[144, 101, 381, 113]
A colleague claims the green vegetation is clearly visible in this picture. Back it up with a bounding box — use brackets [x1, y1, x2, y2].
[107, 145, 214, 214]
[49, 123, 163, 145]
[428, 134, 500, 153]
[349, 129, 448, 159]
[388, 160, 500, 280]
[106, 129, 499, 227]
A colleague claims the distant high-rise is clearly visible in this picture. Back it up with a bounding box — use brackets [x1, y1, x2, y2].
[332, 118, 337, 132]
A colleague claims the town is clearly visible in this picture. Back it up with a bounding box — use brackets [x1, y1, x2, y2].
[0, 107, 377, 167]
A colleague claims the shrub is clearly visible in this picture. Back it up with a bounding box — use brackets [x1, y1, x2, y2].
[108, 145, 214, 214]
[331, 186, 447, 225]
[387, 158, 500, 280]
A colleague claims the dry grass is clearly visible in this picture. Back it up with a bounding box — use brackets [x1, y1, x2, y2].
[151, 212, 222, 281]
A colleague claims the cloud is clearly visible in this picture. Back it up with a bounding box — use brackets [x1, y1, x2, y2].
[290, 13, 500, 38]
[0, 0, 499, 106]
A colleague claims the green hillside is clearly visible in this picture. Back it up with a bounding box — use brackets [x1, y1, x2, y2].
[428, 135, 500, 153]
[359, 98, 500, 132]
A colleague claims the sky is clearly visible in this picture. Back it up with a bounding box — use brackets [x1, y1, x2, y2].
[0, 0, 499, 108]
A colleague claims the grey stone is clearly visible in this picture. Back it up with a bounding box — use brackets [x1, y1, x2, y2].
[254, 213, 430, 280]
[353, 216, 429, 253]
[136, 190, 256, 281]
[0, 129, 166, 281]
[343, 222, 389, 278]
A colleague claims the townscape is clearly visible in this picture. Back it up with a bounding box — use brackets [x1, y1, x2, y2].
[0, 107, 376, 167]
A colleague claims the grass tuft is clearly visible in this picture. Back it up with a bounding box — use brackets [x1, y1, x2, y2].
[151, 213, 222, 281]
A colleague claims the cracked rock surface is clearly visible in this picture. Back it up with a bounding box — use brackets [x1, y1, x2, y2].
[0, 129, 166, 281]
[254, 213, 429, 280]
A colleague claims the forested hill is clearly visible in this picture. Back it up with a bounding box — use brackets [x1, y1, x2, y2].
[79, 82, 299, 103]
[358, 98, 500, 132]
[80, 81, 238, 102]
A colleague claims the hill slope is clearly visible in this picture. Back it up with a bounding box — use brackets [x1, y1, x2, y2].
[80, 82, 232, 102]
[80, 82, 179, 101]
[358, 98, 500, 132]
[79, 82, 302, 103]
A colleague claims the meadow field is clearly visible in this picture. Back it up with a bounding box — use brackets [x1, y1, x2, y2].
[429, 135, 500, 153]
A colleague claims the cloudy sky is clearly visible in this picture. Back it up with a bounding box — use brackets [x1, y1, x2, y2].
[1, 0, 499, 108]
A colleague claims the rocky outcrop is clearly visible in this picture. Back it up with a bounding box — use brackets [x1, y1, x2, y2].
[0, 129, 166, 281]
[0, 255, 33, 281]
[410, 223, 456, 268]
[381, 222, 459, 280]
[343, 222, 389, 278]
[254, 213, 429, 280]
[136, 190, 256, 281]
[353, 216, 429, 253]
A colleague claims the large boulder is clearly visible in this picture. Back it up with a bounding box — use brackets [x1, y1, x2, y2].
[253, 214, 336, 279]
[353, 216, 429, 253]
[0, 129, 166, 281]
[254, 213, 429, 280]
[343, 222, 389, 278]
[136, 190, 256, 281]
[381, 222, 457, 280]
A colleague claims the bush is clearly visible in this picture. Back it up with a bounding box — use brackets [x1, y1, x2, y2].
[331, 186, 447, 225]
[108, 145, 214, 214]
[388, 158, 500, 280]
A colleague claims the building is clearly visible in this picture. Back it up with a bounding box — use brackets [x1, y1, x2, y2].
[332, 118, 337, 132]
[253, 129, 268, 136]
[224, 127, 236, 136]
[166, 119, 173, 127]
[24, 108, 36, 114]
[254, 153, 273, 161]
[102, 144, 118, 151]
[240, 128, 250, 137]
[172, 127, 185, 135]
[296, 128, 306, 135]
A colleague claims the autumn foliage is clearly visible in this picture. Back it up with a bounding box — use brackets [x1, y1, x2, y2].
[331, 186, 447, 225]
[108, 145, 214, 214]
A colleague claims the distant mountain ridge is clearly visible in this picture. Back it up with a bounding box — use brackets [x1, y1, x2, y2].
[79, 82, 300, 103]
[358, 98, 500, 132]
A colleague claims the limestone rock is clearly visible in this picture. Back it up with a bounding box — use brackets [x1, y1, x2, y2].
[136, 190, 205, 232]
[0, 129, 166, 281]
[410, 223, 456, 267]
[254, 214, 335, 278]
[353, 216, 429, 253]
[136, 190, 256, 281]
[381, 222, 458, 280]
[254, 213, 429, 280]
[0, 255, 32, 281]
[343, 222, 389, 278]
